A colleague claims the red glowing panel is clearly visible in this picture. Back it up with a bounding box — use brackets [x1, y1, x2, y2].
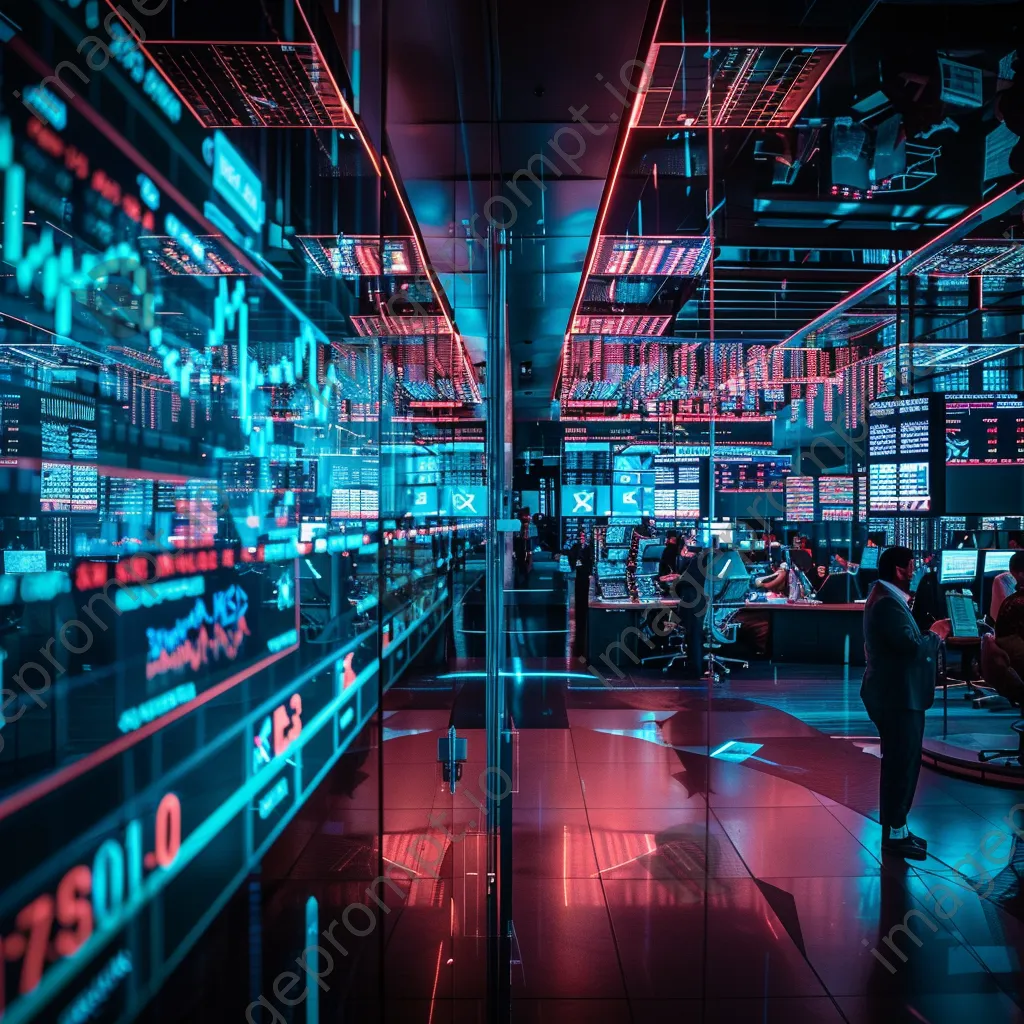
[571, 315, 672, 336]
[636, 43, 844, 129]
[592, 236, 712, 277]
[140, 235, 250, 276]
[351, 315, 450, 337]
[297, 236, 424, 277]
[144, 43, 354, 128]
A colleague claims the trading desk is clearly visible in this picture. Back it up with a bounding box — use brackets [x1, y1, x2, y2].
[588, 597, 866, 671]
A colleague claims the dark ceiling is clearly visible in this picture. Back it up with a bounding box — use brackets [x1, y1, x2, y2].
[384, 0, 1024, 422]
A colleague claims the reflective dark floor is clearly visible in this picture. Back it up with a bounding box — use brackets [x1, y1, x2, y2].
[187, 561, 1024, 1024]
[238, 660, 1024, 1024]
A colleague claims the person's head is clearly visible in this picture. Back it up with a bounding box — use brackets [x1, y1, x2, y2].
[878, 545, 915, 591]
[1010, 550, 1024, 585]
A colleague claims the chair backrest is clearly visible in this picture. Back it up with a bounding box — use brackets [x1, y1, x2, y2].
[980, 634, 1024, 705]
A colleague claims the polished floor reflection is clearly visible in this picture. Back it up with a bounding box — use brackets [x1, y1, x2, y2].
[238, 657, 1024, 1024]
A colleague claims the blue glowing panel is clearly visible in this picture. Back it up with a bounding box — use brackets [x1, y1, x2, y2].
[440, 485, 488, 517]
[212, 132, 265, 232]
[560, 484, 611, 517]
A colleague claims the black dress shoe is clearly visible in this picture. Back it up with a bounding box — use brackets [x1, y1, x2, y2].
[881, 835, 928, 860]
[907, 831, 927, 850]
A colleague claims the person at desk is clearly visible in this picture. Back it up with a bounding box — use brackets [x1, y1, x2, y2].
[991, 550, 1024, 623]
[658, 533, 682, 579]
[568, 529, 594, 659]
[861, 546, 941, 861]
[789, 538, 814, 578]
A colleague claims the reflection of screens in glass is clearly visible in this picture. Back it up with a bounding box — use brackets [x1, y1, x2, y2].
[946, 591, 979, 638]
[939, 549, 979, 584]
[4, 550, 46, 574]
[984, 550, 1014, 574]
[613, 454, 654, 471]
[859, 547, 880, 570]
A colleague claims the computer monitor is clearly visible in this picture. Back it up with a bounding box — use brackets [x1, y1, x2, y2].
[859, 547, 880, 570]
[599, 577, 630, 601]
[605, 525, 627, 545]
[983, 550, 1014, 575]
[939, 549, 979, 585]
[718, 576, 751, 605]
[946, 591, 979, 639]
[3, 549, 46, 574]
[606, 547, 629, 563]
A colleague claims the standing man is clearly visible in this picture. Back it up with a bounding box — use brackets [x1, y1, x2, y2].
[861, 546, 942, 860]
[568, 528, 595, 660]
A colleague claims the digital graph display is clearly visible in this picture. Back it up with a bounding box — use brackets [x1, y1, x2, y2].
[945, 395, 1024, 465]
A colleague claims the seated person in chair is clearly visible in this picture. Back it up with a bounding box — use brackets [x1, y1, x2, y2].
[980, 632, 1024, 707]
[992, 550, 1024, 624]
[994, 566, 1024, 681]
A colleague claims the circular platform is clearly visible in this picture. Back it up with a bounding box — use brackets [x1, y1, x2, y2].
[922, 732, 1024, 787]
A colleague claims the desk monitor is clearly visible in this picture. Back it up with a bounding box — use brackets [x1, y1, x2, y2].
[606, 547, 629, 563]
[946, 591, 980, 638]
[605, 525, 627, 545]
[859, 547, 880, 570]
[634, 575, 658, 599]
[939, 549, 979, 585]
[718, 576, 751, 605]
[3, 549, 46, 574]
[983, 550, 1014, 575]
[599, 577, 630, 601]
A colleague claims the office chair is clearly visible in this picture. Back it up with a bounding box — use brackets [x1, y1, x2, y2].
[638, 612, 688, 674]
[705, 609, 749, 674]
[977, 635, 1024, 766]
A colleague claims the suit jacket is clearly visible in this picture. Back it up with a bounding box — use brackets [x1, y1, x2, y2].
[861, 581, 941, 712]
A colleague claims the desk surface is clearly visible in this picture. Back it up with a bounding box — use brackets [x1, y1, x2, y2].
[590, 598, 865, 612]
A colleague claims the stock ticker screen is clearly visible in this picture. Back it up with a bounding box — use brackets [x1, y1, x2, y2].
[713, 456, 791, 519]
[0, 3, 469, 1019]
[867, 396, 944, 514]
[945, 395, 1024, 513]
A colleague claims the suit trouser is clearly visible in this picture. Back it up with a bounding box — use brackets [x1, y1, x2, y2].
[866, 706, 926, 831]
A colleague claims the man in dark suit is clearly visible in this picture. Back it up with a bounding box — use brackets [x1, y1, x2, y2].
[861, 545, 942, 860]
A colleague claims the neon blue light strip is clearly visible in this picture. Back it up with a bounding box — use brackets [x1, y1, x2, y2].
[709, 740, 736, 758]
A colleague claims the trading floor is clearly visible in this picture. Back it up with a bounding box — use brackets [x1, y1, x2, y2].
[5, 0, 1024, 1022]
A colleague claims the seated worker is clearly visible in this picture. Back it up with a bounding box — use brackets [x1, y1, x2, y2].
[994, 559, 1024, 679]
[789, 537, 814, 577]
[991, 550, 1024, 623]
[658, 533, 683, 581]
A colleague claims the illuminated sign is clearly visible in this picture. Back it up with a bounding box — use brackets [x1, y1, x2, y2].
[145, 585, 250, 681]
[439, 485, 488, 517]
[117, 683, 198, 734]
[212, 132, 265, 234]
[258, 778, 289, 820]
[22, 86, 66, 131]
[0, 793, 181, 1006]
